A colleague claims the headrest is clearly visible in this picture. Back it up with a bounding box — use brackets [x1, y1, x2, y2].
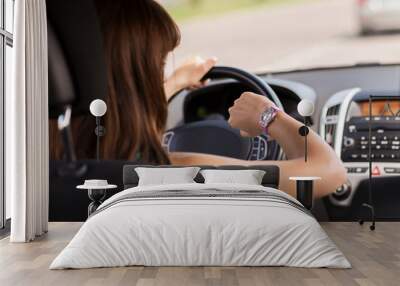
[47, 0, 108, 118]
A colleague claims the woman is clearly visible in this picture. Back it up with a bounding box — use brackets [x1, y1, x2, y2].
[50, 0, 346, 198]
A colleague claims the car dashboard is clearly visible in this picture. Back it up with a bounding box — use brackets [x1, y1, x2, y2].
[265, 64, 400, 221]
[169, 64, 400, 221]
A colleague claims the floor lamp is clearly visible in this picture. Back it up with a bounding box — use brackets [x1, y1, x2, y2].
[289, 99, 320, 211]
[359, 95, 376, 231]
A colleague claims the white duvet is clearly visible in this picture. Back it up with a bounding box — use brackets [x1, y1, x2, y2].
[50, 183, 351, 269]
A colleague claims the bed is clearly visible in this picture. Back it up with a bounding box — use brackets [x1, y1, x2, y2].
[50, 165, 350, 269]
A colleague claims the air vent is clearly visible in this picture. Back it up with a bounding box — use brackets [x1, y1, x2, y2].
[324, 104, 341, 147]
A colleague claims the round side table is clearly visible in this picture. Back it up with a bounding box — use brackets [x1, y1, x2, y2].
[77, 184, 117, 217]
[289, 177, 321, 210]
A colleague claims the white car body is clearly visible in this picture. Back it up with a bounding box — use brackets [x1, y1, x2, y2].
[358, 0, 400, 33]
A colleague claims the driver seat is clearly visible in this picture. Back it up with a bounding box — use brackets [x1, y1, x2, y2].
[46, 0, 139, 221]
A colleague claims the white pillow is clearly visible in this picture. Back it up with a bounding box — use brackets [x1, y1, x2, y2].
[135, 167, 200, 186]
[200, 169, 266, 185]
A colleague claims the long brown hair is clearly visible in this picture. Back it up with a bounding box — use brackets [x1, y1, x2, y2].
[50, 0, 180, 164]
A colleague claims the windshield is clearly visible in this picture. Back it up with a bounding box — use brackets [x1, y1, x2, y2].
[163, 0, 400, 73]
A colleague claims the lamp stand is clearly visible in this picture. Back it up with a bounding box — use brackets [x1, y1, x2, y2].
[94, 116, 106, 161]
[304, 117, 308, 162]
[359, 95, 376, 231]
[298, 118, 310, 163]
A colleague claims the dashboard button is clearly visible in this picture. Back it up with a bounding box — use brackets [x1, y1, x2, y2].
[356, 167, 367, 173]
[372, 166, 381, 176]
[385, 167, 395, 173]
[332, 181, 352, 201]
[347, 167, 367, 174]
[349, 125, 356, 133]
[384, 167, 400, 174]
[343, 137, 355, 147]
[346, 167, 364, 173]
[351, 154, 359, 159]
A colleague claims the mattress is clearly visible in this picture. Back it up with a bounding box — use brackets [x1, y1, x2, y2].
[50, 183, 351, 269]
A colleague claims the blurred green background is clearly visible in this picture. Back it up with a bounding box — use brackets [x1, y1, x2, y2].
[163, 0, 311, 21]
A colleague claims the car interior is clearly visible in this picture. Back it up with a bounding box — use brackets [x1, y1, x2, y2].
[47, 0, 400, 223]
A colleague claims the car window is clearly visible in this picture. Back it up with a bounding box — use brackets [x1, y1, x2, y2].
[162, 0, 400, 73]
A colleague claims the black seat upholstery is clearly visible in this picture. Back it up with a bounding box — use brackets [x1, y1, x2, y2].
[46, 0, 143, 221]
[46, 0, 107, 117]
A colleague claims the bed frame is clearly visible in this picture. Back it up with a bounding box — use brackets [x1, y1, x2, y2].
[123, 165, 280, 189]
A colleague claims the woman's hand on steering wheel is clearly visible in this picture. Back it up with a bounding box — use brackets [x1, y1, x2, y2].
[166, 65, 283, 161]
[164, 56, 217, 99]
[228, 92, 276, 138]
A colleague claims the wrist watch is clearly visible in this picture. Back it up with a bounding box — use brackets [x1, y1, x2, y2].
[259, 105, 280, 134]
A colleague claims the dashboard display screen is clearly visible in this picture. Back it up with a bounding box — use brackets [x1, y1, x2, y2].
[358, 100, 400, 117]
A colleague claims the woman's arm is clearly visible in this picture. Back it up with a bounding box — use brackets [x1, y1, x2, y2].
[169, 92, 347, 198]
[164, 56, 217, 100]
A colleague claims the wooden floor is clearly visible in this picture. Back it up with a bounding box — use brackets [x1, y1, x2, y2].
[0, 222, 399, 286]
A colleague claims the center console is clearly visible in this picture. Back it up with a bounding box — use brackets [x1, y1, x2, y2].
[320, 89, 400, 218]
[342, 110, 400, 164]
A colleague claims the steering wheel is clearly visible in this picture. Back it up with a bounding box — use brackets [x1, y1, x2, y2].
[163, 66, 284, 161]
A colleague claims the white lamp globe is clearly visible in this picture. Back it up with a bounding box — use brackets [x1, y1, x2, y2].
[90, 99, 107, 117]
[297, 99, 314, 117]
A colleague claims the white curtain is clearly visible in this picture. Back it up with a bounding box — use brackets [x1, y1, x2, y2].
[7, 0, 49, 242]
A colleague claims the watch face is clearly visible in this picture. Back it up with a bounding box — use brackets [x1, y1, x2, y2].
[264, 112, 273, 122]
[260, 107, 277, 128]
